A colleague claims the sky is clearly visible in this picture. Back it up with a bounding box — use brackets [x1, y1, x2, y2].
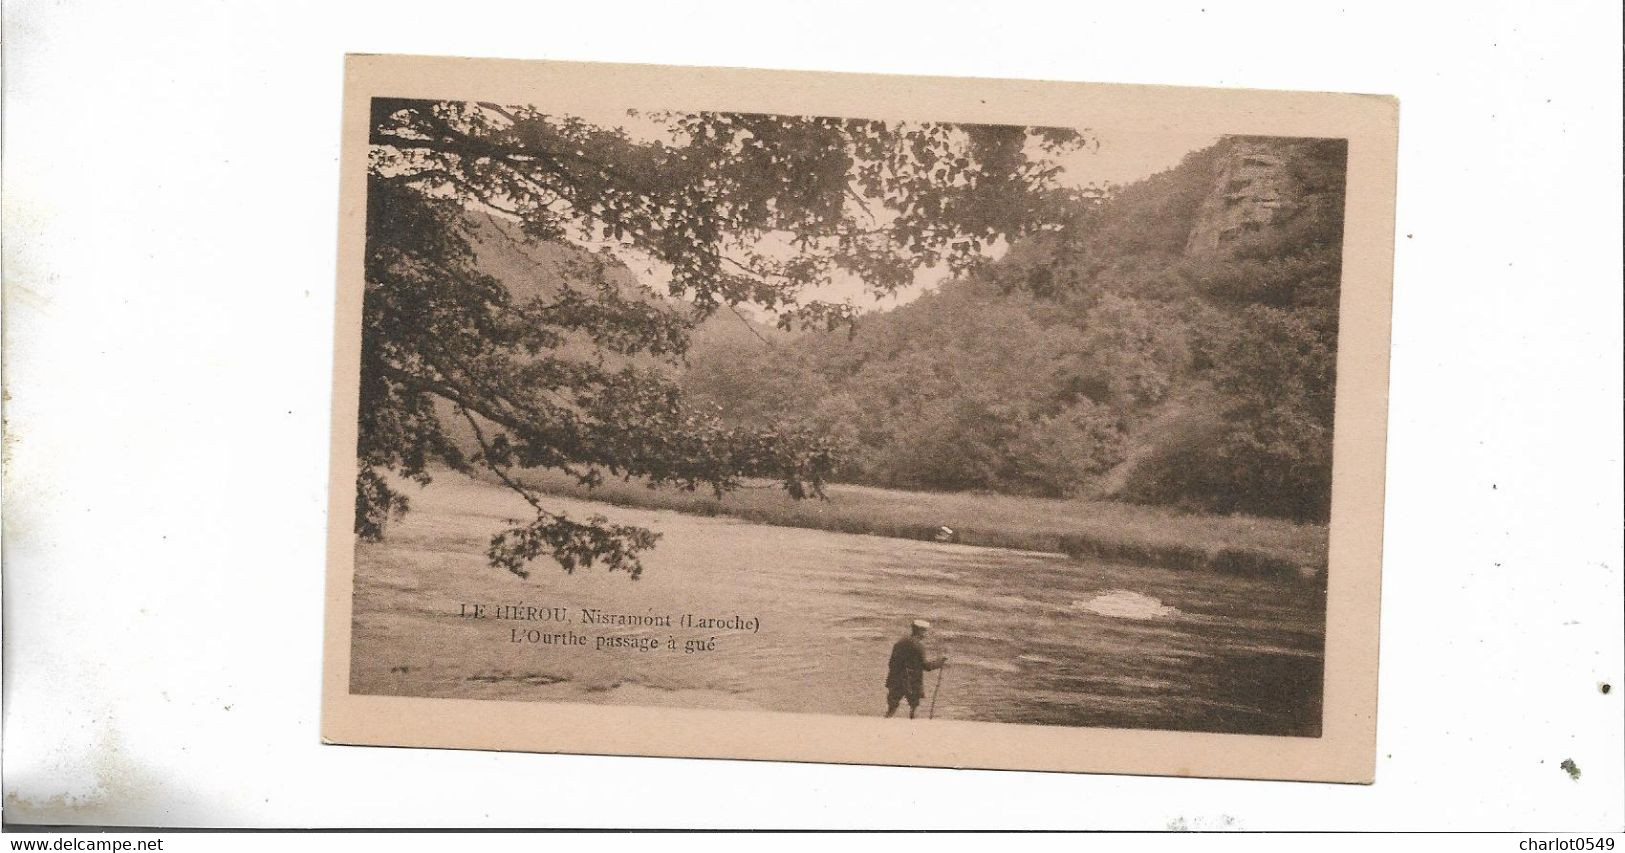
[806, 126, 1222, 309]
[502, 104, 1219, 311]
[1058, 127, 1224, 189]
[549, 101, 1219, 187]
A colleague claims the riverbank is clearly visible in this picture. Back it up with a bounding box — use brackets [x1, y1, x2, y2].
[509, 469, 1328, 582]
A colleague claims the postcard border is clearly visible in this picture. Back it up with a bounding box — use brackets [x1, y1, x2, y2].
[322, 53, 1396, 783]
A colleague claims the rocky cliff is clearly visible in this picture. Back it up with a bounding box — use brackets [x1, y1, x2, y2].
[1183, 135, 1335, 256]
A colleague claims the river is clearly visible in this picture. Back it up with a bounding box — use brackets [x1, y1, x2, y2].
[350, 472, 1325, 736]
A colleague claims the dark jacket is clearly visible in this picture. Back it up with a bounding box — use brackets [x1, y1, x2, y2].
[886, 635, 941, 698]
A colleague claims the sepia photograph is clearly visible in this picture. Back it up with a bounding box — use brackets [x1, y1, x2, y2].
[324, 55, 1396, 781]
[8, 0, 1622, 834]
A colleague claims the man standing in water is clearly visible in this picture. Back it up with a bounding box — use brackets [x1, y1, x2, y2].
[885, 619, 948, 718]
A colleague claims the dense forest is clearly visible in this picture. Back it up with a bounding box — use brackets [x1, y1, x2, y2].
[680, 136, 1349, 522]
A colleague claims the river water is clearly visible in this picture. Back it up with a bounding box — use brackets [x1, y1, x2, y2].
[351, 473, 1325, 736]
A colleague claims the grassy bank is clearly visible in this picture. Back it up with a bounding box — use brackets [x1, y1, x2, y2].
[510, 469, 1329, 583]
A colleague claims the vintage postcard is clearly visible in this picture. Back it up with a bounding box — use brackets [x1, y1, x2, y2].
[323, 54, 1396, 782]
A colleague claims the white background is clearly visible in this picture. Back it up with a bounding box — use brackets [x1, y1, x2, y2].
[2, 0, 1621, 831]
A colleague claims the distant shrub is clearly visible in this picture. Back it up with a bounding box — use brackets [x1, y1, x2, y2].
[1004, 401, 1127, 497]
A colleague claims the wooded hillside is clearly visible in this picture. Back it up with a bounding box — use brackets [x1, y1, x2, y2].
[680, 136, 1349, 522]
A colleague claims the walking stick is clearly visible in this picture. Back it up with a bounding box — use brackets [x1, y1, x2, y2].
[928, 665, 945, 720]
